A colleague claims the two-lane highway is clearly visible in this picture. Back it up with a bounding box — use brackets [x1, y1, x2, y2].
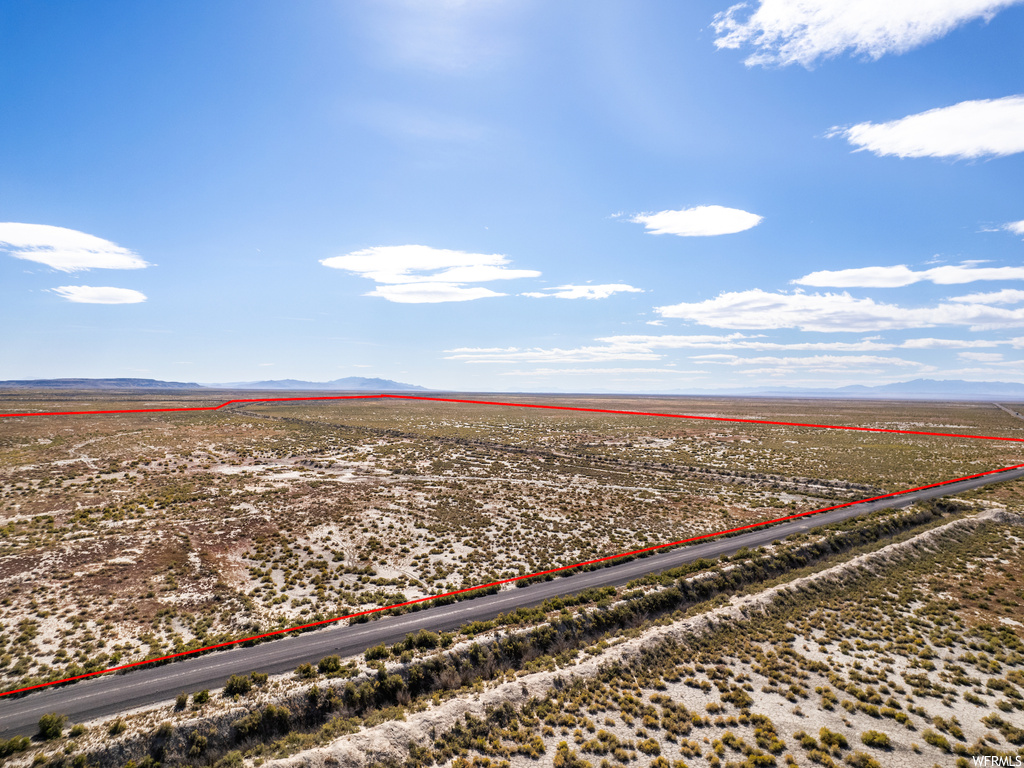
[1, 465, 1022, 738]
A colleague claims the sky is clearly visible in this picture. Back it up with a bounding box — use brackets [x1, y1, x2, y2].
[1, 0, 1023, 393]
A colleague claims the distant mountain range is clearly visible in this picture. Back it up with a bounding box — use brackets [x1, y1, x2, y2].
[0, 378, 201, 389]
[203, 377, 427, 391]
[1, 377, 1022, 400]
[670, 379, 1024, 400]
[0, 376, 426, 391]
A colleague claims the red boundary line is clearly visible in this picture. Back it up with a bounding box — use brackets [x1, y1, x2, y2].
[1, 392, 1023, 442]
[1, 393, 1023, 699]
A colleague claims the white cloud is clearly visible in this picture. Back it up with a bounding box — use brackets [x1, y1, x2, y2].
[655, 288, 1024, 331]
[322, 245, 537, 284]
[51, 286, 147, 304]
[630, 205, 763, 237]
[367, 282, 506, 304]
[446, 332, 1017, 364]
[712, 0, 1023, 68]
[1004, 219, 1024, 236]
[499, 367, 684, 376]
[794, 262, 1024, 287]
[522, 284, 644, 300]
[444, 345, 663, 364]
[321, 244, 539, 303]
[692, 353, 930, 371]
[958, 351, 1004, 362]
[0, 223, 150, 272]
[949, 288, 1024, 304]
[900, 336, 1001, 348]
[831, 95, 1024, 159]
[600, 334, 897, 352]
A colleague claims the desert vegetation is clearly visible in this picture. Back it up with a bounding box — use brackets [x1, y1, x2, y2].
[9, 505, 1021, 767]
[1, 390, 1023, 767]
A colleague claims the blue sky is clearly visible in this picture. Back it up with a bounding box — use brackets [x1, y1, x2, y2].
[2, 0, 1023, 392]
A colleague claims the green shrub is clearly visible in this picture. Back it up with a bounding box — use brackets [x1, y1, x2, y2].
[552, 741, 591, 768]
[637, 738, 660, 755]
[108, 718, 128, 736]
[922, 729, 950, 752]
[174, 692, 188, 710]
[69, 724, 86, 738]
[188, 731, 208, 757]
[193, 689, 210, 705]
[820, 727, 849, 750]
[296, 662, 317, 678]
[795, 731, 817, 750]
[806, 749, 837, 767]
[38, 712, 67, 740]
[0, 736, 30, 758]
[365, 643, 389, 661]
[224, 674, 253, 696]
[318, 655, 342, 674]
[859, 731, 890, 749]
[214, 750, 244, 768]
[233, 703, 291, 741]
[250, 671, 268, 685]
[844, 751, 882, 768]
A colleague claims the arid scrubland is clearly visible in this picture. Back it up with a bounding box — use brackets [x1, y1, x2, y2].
[320, 510, 1024, 768]
[6, 497, 1022, 768]
[1, 390, 1023, 768]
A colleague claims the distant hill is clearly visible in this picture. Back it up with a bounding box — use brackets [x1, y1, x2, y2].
[0, 378, 201, 389]
[204, 376, 427, 391]
[668, 379, 1024, 401]
[0, 376, 426, 392]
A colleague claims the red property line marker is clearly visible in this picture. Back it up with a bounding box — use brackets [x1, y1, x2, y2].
[1, 392, 1023, 443]
[3, 460, 1023, 699]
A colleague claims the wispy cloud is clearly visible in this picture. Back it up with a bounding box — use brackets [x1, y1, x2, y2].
[522, 284, 644, 300]
[51, 286, 147, 304]
[958, 351, 1004, 362]
[794, 262, 1024, 287]
[900, 337, 1002, 348]
[0, 223, 150, 272]
[1004, 219, 1024, 236]
[712, 0, 1024, 68]
[446, 332, 1013, 363]
[444, 345, 663, 364]
[830, 95, 1024, 159]
[656, 289, 1024, 331]
[630, 205, 763, 237]
[949, 288, 1024, 304]
[600, 334, 894, 352]
[499, 367, 684, 376]
[362, 0, 522, 74]
[693, 353, 932, 373]
[368, 283, 506, 304]
[321, 244, 539, 303]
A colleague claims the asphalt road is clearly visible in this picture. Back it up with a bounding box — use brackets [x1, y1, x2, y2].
[1, 466, 1022, 739]
[995, 402, 1024, 422]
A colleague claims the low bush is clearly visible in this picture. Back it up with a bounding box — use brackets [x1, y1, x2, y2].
[224, 674, 253, 696]
[318, 655, 342, 674]
[108, 718, 127, 736]
[859, 730, 890, 749]
[38, 712, 67, 740]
